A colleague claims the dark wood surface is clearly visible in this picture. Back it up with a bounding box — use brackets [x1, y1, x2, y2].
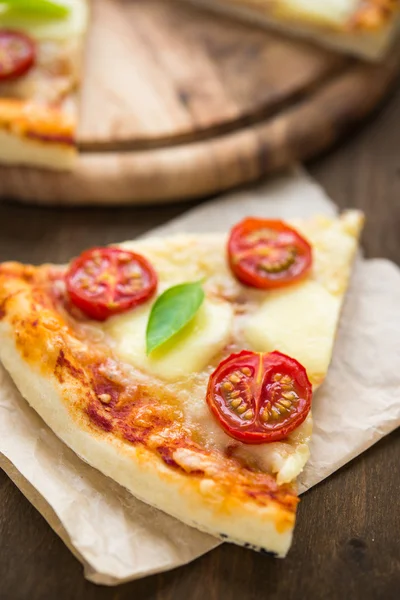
[0, 81, 400, 600]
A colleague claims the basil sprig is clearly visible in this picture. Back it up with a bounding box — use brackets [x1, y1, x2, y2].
[0, 0, 70, 18]
[146, 281, 205, 355]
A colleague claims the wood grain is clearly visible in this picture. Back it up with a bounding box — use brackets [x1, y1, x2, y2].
[79, 0, 344, 145]
[1, 0, 399, 205]
[0, 77, 400, 600]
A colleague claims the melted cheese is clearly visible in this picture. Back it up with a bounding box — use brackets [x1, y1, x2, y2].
[245, 280, 341, 386]
[104, 297, 234, 382]
[98, 212, 362, 484]
[274, 0, 359, 27]
[0, 0, 88, 40]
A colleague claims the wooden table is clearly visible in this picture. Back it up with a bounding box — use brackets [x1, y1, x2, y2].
[0, 83, 399, 600]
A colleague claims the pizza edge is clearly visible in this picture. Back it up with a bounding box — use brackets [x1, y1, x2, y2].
[0, 99, 77, 171]
[0, 1, 89, 171]
[0, 270, 297, 558]
[188, 0, 400, 59]
[207, 0, 399, 31]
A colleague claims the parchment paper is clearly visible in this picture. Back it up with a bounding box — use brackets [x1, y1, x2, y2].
[1, 169, 399, 585]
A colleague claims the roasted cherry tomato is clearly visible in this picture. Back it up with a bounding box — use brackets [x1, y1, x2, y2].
[206, 350, 312, 444]
[66, 247, 158, 321]
[227, 218, 312, 289]
[0, 30, 36, 81]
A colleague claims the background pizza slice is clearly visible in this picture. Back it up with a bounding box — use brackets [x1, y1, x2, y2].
[0, 212, 363, 557]
[187, 0, 400, 59]
[0, 0, 89, 170]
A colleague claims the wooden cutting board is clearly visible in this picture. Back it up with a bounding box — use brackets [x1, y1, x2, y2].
[1, 0, 400, 206]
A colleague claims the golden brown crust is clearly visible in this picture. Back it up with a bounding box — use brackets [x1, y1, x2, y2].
[352, 0, 399, 31]
[0, 99, 75, 146]
[0, 262, 298, 527]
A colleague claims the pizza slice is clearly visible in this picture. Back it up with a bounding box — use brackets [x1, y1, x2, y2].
[187, 0, 400, 60]
[0, 0, 89, 170]
[0, 211, 363, 557]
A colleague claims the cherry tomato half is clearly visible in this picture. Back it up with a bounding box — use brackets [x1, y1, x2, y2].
[0, 30, 36, 81]
[66, 247, 158, 321]
[228, 218, 312, 289]
[206, 350, 312, 444]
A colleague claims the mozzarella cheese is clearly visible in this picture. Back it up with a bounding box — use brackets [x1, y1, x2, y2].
[270, 0, 359, 28]
[0, 1, 88, 40]
[104, 297, 234, 382]
[96, 212, 362, 484]
[245, 280, 341, 385]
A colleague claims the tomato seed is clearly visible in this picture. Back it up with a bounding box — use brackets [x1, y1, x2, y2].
[243, 409, 254, 420]
[236, 404, 247, 414]
[231, 397, 242, 409]
[280, 399, 292, 408]
[222, 381, 234, 392]
[242, 367, 251, 376]
[281, 383, 293, 391]
[246, 228, 278, 244]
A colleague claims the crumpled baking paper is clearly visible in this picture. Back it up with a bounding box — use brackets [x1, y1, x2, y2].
[1, 169, 399, 585]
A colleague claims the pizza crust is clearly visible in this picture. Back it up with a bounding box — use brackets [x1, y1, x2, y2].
[0, 271, 296, 557]
[0, 128, 76, 171]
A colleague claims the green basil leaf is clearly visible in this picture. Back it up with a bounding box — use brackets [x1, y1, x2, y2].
[146, 281, 205, 355]
[0, 0, 70, 18]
